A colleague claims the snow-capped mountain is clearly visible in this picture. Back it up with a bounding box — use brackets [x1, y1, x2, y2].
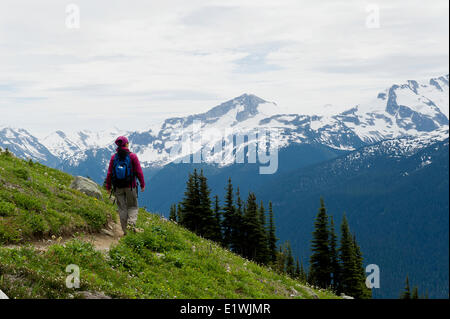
[41, 128, 126, 165]
[312, 127, 449, 179]
[0, 126, 58, 166]
[2, 75, 448, 174]
[58, 74, 447, 170]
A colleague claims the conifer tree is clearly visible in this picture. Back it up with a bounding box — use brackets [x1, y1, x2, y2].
[329, 216, 340, 291]
[259, 201, 266, 230]
[236, 188, 243, 215]
[169, 204, 177, 222]
[276, 246, 286, 273]
[211, 195, 223, 243]
[267, 201, 278, 264]
[222, 178, 235, 249]
[231, 187, 244, 254]
[257, 201, 270, 264]
[242, 192, 265, 262]
[177, 203, 182, 221]
[198, 170, 216, 239]
[352, 235, 372, 299]
[295, 257, 301, 279]
[285, 241, 295, 277]
[299, 258, 307, 282]
[179, 170, 201, 232]
[401, 276, 411, 299]
[339, 214, 359, 297]
[412, 286, 419, 299]
[309, 198, 331, 288]
[338, 215, 371, 299]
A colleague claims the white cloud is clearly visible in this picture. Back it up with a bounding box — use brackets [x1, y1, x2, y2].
[0, 0, 448, 135]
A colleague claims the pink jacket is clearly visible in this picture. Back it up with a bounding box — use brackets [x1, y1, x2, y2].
[105, 148, 146, 191]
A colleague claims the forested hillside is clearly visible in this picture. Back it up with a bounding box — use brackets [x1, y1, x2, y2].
[256, 138, 449, 298]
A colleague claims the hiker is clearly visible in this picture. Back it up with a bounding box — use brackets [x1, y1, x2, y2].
[105, 136, 145, 234]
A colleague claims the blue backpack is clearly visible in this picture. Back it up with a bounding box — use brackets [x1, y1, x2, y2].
[112, 152, 133, 189]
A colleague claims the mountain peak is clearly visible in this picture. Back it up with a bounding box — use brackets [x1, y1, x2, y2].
[158, 93, 276, 133]
[204, 93, 272, 122]
[168, 93, 271, 125]
[232, 93, 267, 104]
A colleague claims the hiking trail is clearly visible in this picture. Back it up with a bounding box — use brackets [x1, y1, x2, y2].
[4, 219, 124, 253]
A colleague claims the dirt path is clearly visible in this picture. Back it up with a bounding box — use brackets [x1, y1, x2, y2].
[85, 219, 124, 252]
[3, 220, 124, 253]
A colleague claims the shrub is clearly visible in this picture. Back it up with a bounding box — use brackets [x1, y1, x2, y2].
[34, 183, 52, 197]
[13, 168, 30, 180]
[0, 189, 11, 201]
[0, 201, 16, 217]
[45, 209, 70, 234]
[109, 244, 146, 273]
[0, 219, 21, 243]
[72, 204, 107, 230]
[56, 192, 72, 200]
[13, 192, 43, 212]
[20, 211, 49, 234]
[48, 240, 102, 269]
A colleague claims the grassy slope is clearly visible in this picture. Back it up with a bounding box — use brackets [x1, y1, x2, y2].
[0, 150, 338, 299]
[0, 151, 116, 243]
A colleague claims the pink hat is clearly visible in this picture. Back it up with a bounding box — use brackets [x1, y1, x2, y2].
[115, 136, 129, 147]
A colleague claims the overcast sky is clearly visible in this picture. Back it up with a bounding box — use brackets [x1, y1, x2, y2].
[0, 0, 448, 136]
